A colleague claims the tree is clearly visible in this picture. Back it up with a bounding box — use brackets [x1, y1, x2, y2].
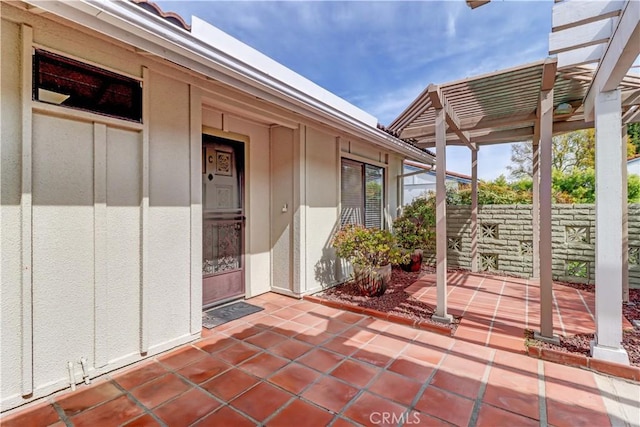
[507, 129, 595, 179]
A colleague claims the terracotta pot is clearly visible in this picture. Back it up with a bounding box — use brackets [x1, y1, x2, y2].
[353, 264, 392, 297]
[401, 249, 423, 272]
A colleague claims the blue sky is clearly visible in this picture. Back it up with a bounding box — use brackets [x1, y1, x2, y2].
[157, 0, 555, 180]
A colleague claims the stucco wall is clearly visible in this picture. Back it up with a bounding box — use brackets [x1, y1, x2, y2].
[1, 18, 25, 407]
[305, 127, 342, 293]
[437, 204, 640, 287]
[270, 126, 295, 294]
[0, 5, 199, 410]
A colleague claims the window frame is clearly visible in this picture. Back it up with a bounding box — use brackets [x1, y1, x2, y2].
[32, 49, 143, 123]
[339, 156, 387, 229]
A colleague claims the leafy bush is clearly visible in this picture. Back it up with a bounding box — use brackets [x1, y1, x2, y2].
[331, 224, 407, 268]
[393, 196, 436, 252]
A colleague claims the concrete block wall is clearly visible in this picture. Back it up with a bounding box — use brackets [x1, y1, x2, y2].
[426, 204, 640, 288]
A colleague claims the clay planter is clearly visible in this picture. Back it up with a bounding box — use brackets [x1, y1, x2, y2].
[353, 264, 392, 297]
[401, 249, 423, 272]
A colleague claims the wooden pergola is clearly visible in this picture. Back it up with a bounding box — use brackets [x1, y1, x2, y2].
[389, 0, 639, 363]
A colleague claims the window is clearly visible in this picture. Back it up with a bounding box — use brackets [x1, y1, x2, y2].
[340, 158, 384, 228]
[33, 49, 142, 122]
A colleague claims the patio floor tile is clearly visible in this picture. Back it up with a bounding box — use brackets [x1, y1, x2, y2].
[476, 403, 539, 427]
[193, 406, 257, 427]
[5, 272, 639, 427]
[343, 392, 408, 426]
[154, 388, 220, 427]
[265, 399, 333, 427]
[112, 360, 168, 390]
[157, 346, 207, 370]
[414, 386, 475, 426]
[238, 352, 288, 379]
[269, 338, 313, 360]
[482, 384, 539, 420]
[129, 373, 191, 409]
[122, 413, 162, 426]
[329, 359, 380, 388]
[0, 402, 60, 427]
[55, 380, 122, 416]
[214, 341, 261, 365]
[175, 355, 231, 384]
[367, 371, 422, 406]
[387, 356, 435, 382]
[230, 382, 292, 422]
[70, 394, 143, 427]
[297, 348, 344, 373]
[301, 376, 359, 413]
[429, 369, 482, 400]
[267, 363, 321, 394]
[245, 330, 289, 349]
[201, 368, 259, 401]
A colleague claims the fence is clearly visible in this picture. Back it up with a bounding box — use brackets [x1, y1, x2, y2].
[426, 204, 640, 287]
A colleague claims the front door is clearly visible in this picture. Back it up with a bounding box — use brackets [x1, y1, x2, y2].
[202, 135, 245, 307]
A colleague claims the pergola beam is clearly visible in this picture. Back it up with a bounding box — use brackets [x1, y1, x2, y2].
[427, 84, 476, 150]
[583, 0, 640, 121]
[413, 119, 594, 147]
[466, 0, 490, 10]
[540, 57, 558, 91]
[400, 112, 538, 139]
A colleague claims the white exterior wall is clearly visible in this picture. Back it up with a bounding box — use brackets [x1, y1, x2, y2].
[0, 5, 199, 410]
[1, 2, 411, 411]
[1, 18, 25, 407]
[304, 127, 341, 293]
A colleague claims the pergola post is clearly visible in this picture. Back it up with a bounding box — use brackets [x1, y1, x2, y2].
[433, 106, 452, 323]
[531, 129, 540, 279]
[622, 125, 629, 303]
[592, 89, 629, 364]
[536, 87, 556, 341]
[470, 148, 478, 273]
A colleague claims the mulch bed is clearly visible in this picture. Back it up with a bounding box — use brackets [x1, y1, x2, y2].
[530, 285, 640, 367]
[317, 265, 460, 331]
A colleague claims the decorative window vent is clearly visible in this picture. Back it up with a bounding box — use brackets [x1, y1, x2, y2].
[566, 261, 589, 278]
[565, 226, 589, 244]
[448, 237, 461, 251]
[480, 224, 498, 239]
[480, 254, 498, 272]
[520, 241, 533, 256]
[630, 247, 639, 266]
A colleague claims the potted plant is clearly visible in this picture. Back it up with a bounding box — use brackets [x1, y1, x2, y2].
[393, 196, 436, 272]
[331, 224, 408, 297]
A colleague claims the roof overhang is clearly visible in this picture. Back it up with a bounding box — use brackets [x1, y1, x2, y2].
[22, 0, 434, 163]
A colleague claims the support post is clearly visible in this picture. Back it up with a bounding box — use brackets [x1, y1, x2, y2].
[470, 148, 478, 273]
[622, 126, 629, 303]
[592, 89, 629, 364]
[532, 137, 540, 279]
[433, 107, 452, 323]
[537, 88, 556, 341]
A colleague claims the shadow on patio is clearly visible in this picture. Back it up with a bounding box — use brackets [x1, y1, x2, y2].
[3, 291, 635, 426]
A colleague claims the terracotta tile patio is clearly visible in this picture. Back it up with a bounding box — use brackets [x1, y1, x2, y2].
[2, 274, 639, 426]
[407, 272, 633, 353]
